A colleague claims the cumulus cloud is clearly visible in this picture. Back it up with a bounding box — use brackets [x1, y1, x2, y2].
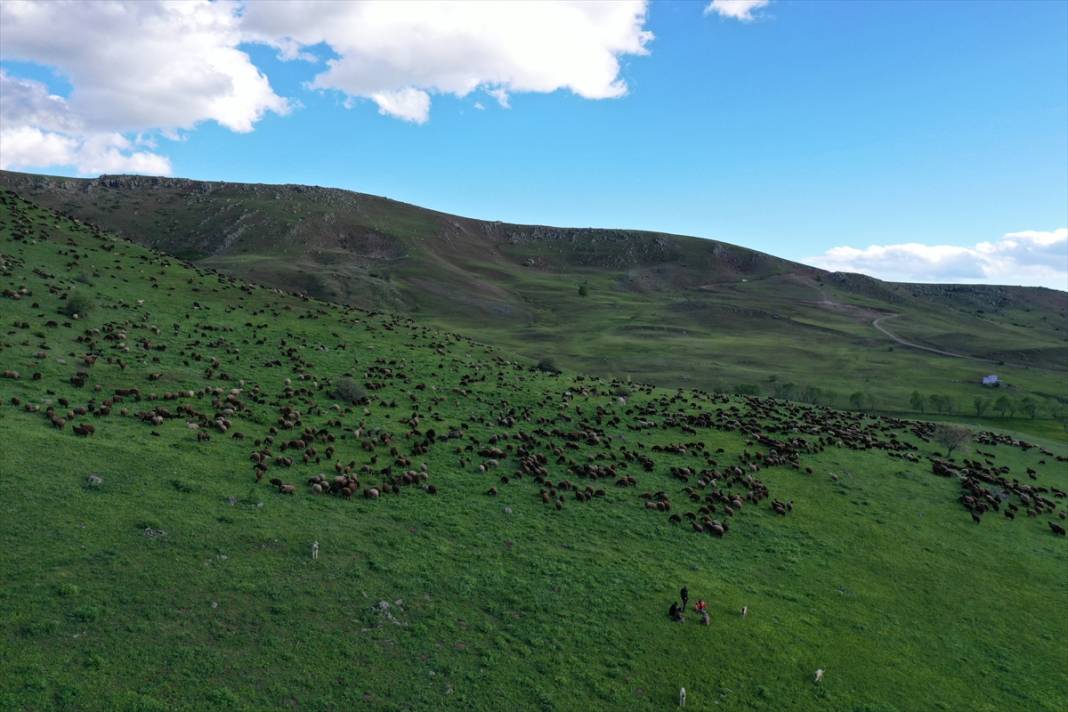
[804, 229, 1068, 290]
[0, 0, 288, 133]
[0, 1, 653, 170]
[0, 71, 172, 175]
[705, 0, 770, 22]
[241, 0, 653, 122]
[370, 88, 431, 124]
[0, 0, 287, 175]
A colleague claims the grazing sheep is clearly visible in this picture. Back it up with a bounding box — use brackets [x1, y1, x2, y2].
[1050, 521, 1066, 536]
[741, 606, 748, 618]
[679, 687, 686, 707]
[814, 669, 824, 684]
[311, 541, 319, 560]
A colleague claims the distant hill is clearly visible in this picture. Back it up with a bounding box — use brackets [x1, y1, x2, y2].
[2, 169, 1066, 419]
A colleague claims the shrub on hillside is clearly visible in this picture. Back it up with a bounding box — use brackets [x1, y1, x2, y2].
[535, 358, 560, 374]
[331, 376, 368, 404]
[62, 289, 94, 318]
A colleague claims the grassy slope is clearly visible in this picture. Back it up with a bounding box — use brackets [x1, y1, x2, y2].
[2, 170, 1065, 424]
[1, 193, 1067, 712]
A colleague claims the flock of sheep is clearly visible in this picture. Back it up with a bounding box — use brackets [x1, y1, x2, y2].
[2, 188, 1066, 555]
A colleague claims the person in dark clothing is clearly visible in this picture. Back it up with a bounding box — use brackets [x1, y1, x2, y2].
[680, 586, 689, 610]
[668, 602, 679, 620]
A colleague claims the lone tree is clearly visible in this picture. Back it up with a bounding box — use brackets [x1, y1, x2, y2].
[910, 390, 925, 413]
[933, 423, 971, 458]
[535, 358, 560, 374]
[994, 395, 1011, 417]
[973, 397, 991, 417]
[62, 289, 94, 318]
[330, 376, 368, 404]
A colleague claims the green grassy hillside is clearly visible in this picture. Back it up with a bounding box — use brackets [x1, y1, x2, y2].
[2, 170, 1065, 425]
[1, 191, 1067, 711]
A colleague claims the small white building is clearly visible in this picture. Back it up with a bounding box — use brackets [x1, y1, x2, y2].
[982, 375, 999, 386]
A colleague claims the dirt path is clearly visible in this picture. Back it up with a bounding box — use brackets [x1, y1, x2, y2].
[872, 314, 977, 360]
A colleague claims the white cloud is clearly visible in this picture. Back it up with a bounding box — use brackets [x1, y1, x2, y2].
[0, 0, 288, 134]
[705, 0, 770, 22]
[0, 71, 172, 175]
[0, 1, 652, 171]
[804, 229, 1068, 290]
[370, 88, 431, 124]
[486, 88, 512, 109]
[0, 0, 287, 175]
[241, 0, 652, 122]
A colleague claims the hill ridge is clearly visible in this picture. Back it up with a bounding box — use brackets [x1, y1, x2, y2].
[2, 169, 1065, 422]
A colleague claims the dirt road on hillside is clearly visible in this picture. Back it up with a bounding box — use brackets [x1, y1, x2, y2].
[872, 314, 976, 360]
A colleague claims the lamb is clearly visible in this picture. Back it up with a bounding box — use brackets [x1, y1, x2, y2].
[814, 669, 824, 684]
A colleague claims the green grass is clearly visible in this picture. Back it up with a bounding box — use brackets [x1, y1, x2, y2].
[1, 192, 1067, 711]
[4, 170, 1065, 426]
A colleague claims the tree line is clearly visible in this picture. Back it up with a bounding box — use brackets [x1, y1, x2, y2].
[717, 380, 1061, 420]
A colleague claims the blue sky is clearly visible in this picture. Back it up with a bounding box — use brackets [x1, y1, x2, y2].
[1, 1, 1065, 287]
